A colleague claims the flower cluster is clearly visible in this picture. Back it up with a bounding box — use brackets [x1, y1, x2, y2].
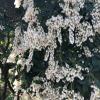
[11, 0, 100, 99]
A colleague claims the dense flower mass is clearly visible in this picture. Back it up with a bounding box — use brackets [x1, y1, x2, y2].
[10, 0, 100, 100]
[0, 0, 100, 100]
[14, 0, 23, 8]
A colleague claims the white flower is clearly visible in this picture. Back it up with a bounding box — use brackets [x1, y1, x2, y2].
[0, 25, 5, 30]
[7, 52, 16, 63]
[90, 85, 100, 100]
[13, 79, 22, 92]
[69, 28, 74, 44]
[17, 59, 23, 65]
[15, 71, 18, 76]
[14, 0, 22, 8]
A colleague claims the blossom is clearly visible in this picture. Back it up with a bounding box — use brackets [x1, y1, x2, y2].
[7, 52, 17, 63]
[14, 0, 22, 8]
[13, 79, 22, 92]
[12, 0, 100, 99]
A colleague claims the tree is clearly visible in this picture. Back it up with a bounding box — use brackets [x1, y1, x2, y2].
[0, 0, 100, 100]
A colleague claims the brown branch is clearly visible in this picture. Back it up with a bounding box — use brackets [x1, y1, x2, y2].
[1, 65, 8, 100]
[1, 79, 8, 100]
[17, 91, 20, 100]
[1, 62, 15, 100]
[7, 79, 15, 94]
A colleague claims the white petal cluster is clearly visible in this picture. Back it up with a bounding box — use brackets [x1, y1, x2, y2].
[0, 25, 5, 31]
[14, 0, 22, 8]
[13, 79, 22, 92]
[25, 50, 33, 72]
[45, 62, 84, 83]
[7, 52, 17, 63]
[83, 46, 93, 57]
[90, 85, 100, 100]
[12, 0, 100, 99]
[42, 82, 84, 100]
[61, 86, 84, 100]
[23, 6, 38, 23]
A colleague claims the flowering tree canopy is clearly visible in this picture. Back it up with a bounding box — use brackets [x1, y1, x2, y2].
[0, 0, 100, 100]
